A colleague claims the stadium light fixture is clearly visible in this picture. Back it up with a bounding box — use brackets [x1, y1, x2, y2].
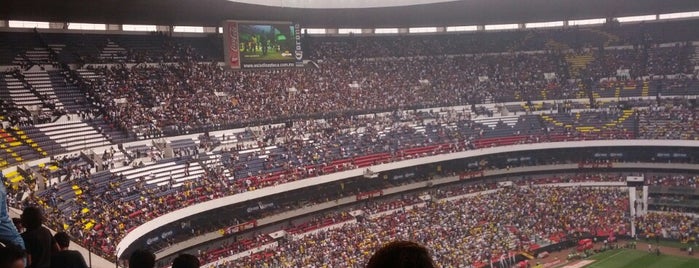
[174, 26, 204, 33]
[303, 28, 327, 35]
[67, 23, 106, 31]
[8, 20, 50, 29]
[409, 27, 438, 33]
[122, 24, 157, 32]
[616, 14, 656, 23]
[568, 18, 606, 26]
[525, 21, 564, 29]
[338, 28, 362, 34]
[658, 11, 699, 20]
[375, 28, 399, 34]
[484, 24, 519, 31]
[446, 25, 477, 32]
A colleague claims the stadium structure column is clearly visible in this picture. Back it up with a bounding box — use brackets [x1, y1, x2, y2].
[642, 185, 649, 215]
[628, 187, 637, 237]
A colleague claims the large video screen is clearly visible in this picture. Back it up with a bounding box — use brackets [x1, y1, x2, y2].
[223, 21, 303, 69]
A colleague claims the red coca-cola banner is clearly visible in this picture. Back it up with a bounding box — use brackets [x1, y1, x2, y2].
[223, 21, 241, 69]
[221, 220, 256, 236]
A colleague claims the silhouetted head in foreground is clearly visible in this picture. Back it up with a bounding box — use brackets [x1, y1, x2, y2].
[54, 232, 72, 249]
[20, 206, 44, 230]
[366, 241, 436, 268]
[129, 249, 156, 268]
[172, 254, 200, 268]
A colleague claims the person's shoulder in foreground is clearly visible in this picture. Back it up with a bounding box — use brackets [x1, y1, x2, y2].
[366, 240, 436, 268]
[0, 182, 25, 249]
[51, 232, 88, 268]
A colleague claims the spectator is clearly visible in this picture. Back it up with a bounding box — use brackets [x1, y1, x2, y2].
[129, 249, 156, 268]
[0, 182, 24, 250]
[21, 206, 56, 268]
[172, 254, 200, 268]
[11, 218, 23, 234]
[51, 232, 88, 268]
[366, 241, 436, 268]
[0, 239, 26, 268]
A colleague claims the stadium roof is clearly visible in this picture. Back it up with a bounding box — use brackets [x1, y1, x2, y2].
[2, 0, 698, 28]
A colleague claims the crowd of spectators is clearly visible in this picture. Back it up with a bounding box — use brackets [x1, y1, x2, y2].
[167, 173, 685, 267]
[646, 175, 699, 188]
[0, 99, 33, 127]
[584, 44, 694, 80]
[638, 101, 698, 140]
[210, 186, 629, 268]
[635, 212, 699, 242]
[5, 99, 699, 261]
[307, 20, 699, 59]
[79, 41, 695, 139]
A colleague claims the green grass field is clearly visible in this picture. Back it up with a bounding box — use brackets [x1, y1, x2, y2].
[583, 249, 699, 268]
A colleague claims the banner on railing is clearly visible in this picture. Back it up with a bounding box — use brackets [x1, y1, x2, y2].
[356, 190, 383, 201]
[220, 220, 257, 236]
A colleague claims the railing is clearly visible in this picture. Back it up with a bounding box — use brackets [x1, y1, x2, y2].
[116, 139, 699, 258]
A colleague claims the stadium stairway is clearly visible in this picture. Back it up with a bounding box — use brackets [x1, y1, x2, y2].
[22, 70, 65, 110]
[1, 73, 45, 111]
[22, 47, 52, 65]
[109, 158, 205, 188]
[46, 70, 90, 112]
[198, 152, 234, 180]
[27, 120, 112, 153]
[99, 40, 128, 61]
[641, 81, 649, 97]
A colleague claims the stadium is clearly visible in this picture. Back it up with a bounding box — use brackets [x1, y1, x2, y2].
[1, 0, 699, 267]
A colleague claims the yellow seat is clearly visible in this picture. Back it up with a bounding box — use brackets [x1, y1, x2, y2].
[10, 175, 24, 183]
